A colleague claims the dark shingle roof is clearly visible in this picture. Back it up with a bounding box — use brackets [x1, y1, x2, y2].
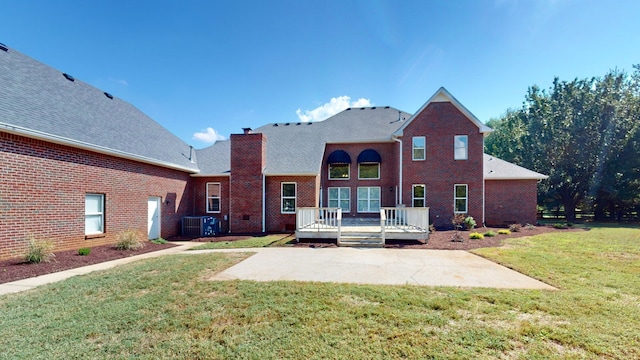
[196, 107, 412, 175]
[0, 46, 199, 172]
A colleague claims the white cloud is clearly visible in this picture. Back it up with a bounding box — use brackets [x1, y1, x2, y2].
[193, 127, 226, 144]
[296, 96, 373, 122]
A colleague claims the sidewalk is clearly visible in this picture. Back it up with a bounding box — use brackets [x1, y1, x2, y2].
[0, 242, 202, 296]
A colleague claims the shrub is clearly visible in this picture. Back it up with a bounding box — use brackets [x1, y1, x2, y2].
[498, 229, 511, 235]
[524, 223, 536, 230]
[115, 229, 145, 250]
[452, 214, 466, 230]
[553, 223, 569, 229]
[428, 224, 436, 233]
[78, 247, 91, 256]
[150, 238, 168, 244]
[24, 235, 55, 263]
[469, 232, 484, 239]
[484, 230, 496, 237]
[464, 216, 477, 230]
[509, 223, 522, 232]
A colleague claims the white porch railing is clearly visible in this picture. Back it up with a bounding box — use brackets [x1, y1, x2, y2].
[296, 207, 342, 231]
[382, 207, 430, 232]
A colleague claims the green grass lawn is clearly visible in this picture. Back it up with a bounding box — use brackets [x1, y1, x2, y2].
[190, 234, 295, 250]
[1, 227, 639, 359]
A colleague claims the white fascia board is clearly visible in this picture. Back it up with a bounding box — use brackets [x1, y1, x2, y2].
[1, 123, 200, 174]
[264, 172, 319, 177]
[325, 137, 394, 145]
[191, 172, 231, 178]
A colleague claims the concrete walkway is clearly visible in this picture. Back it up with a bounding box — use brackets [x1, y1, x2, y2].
[1, 244, 555, 296]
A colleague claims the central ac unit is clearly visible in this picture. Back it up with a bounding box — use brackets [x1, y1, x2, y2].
[182, 216, 219, 237]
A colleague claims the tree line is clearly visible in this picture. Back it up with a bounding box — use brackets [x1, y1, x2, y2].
[485, 66, 640, 221]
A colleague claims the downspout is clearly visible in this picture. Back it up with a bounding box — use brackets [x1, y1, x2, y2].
[262, 168, 266, 233]
[482, 137, 486, 226]
[393, 137, 403, 205]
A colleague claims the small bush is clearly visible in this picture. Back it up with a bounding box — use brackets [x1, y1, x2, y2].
[498, 229, 511, 235]
[24, 236, 55, 263]
[115, 229, 145, 250]
[150, 238, 168, 244]
[553, 223, 569, 229]
[429, 224, 436, 233]
[469, 232, 484, 239]
[509, 223, 522, 232]
[464, 216, 477, 230]
[452, 214, 466, 230]
[524, 223, 536, 230]
[78, 247, 91, 256]
[484, 230, 496, 237]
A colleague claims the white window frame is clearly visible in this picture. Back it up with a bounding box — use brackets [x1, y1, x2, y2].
[85, 193, 104, 235]
[328, 187, 350, 212]
[206, 182, 221, 213]
[357, 186, 381, 213]
[281, 182, 297, 214]
[358, 163, 380, 180]
[412, 184, 425, 207]
[454, 135, 468, 160]
[454, 184, 468, 213]
[328, 163, 350, 180]
[412, 136, 426, 161]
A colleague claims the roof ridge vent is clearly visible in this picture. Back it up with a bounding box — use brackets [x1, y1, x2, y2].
[0, 43, 8, 52]
[63, 73, 75, 82]
[104, 92, 114, 99]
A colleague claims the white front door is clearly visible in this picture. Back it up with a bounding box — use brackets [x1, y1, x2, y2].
[148, 197, 161, 240]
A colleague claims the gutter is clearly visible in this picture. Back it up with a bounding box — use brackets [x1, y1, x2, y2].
[262, 168, 266, 233]
[1, 123, 200, 174]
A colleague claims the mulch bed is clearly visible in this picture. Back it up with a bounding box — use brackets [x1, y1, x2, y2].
[1, 226, 580, 285]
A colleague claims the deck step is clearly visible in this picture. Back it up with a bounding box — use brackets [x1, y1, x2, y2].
[338, 235, 385, 248]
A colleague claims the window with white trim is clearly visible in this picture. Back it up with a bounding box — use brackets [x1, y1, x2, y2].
[328, 164, 349, 179]
[454, 184, 468, 213]
[281, 182, 296, 214]
[454, 135, 468, 160]
[412, 136, 426, 160]
[328, 187, 350, 212]
[206, 182, 221, 213]
[358, 163, 380, 179]
[85, 193, 104, 235]
[412, 184, 425, 207]
[357, 187, 380, 213]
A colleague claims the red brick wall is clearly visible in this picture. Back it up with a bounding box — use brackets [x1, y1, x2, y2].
[321, 143, 399, 219]
[401, 102, 485, 228]
[485, 179, 539, 226]
[265, 176, 319, 232]
[229, 132, 266, 233]
[192, 176, 231, 233]
[0, 132, 192, 261]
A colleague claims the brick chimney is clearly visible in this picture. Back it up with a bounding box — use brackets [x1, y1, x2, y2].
[229, 130, 266, 233]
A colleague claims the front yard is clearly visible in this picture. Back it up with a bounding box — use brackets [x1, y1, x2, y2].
[1, 226, 639, 358]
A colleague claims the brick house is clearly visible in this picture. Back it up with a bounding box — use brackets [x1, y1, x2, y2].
[0, 45, 546, 260]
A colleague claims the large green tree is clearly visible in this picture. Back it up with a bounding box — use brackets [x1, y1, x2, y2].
[485, 67, 640, 221]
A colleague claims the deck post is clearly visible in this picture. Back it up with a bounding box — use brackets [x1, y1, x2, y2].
[380, 209, 386, 244]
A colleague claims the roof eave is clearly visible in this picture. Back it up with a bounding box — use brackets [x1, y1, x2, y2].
[1, 123, 200, 174]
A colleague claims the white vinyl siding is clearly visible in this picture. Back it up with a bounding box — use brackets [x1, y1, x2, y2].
[357, 187, 380, 213]
[85, 194, 104, 235]
[328, 187, 350, 212]
[454, 135, 468, 160]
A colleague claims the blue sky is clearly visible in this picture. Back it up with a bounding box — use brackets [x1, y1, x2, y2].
[2, 0, 638, 148]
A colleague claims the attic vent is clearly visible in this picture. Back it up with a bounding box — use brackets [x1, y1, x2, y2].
[346, 108, 351, 111]
[63, 73, 75, 82]
[307, 122, 312, 125]
[360, 107, 365, 110]
[273, 123, 279, 127]
[285, 123, 290, 126]
[384, 106, 390, 109]
[371, 107, 376, 109]
[296, 122, 301, 125]
[104, 92, 113, 99]
[0, 43, 8, 52]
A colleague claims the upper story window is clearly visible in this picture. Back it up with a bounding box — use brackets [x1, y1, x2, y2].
[357, 149, 381, 180]
[281, 182, 296, 214]
[206, 182, 221, 213]
[327, 150, 351, 180]
[85, 193, 104, 235]
[412, 136, 426, 160]
[454, 135, 468, 160]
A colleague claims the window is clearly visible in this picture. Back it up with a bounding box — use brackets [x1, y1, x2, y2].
[357, 187, 380, 213]
[328, 187, 350, 212]
[454, 184, 468, 213]
[206, 182, 221, 213]
[281, 183, 296, 213]
[454, 135, 468, 160]
[412, 136, 426, 160]
[412, 185, 425, 207]
[329, 163, 350, 179]
[85, 194, 104, 235]
[358, 163, 380, 179]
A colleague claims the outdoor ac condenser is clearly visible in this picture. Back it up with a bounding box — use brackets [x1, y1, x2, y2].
[181, 216, 219, 237]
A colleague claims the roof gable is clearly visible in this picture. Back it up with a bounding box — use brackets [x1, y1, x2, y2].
[484, 154, 548, 180]
[393, 87, 492, 137]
